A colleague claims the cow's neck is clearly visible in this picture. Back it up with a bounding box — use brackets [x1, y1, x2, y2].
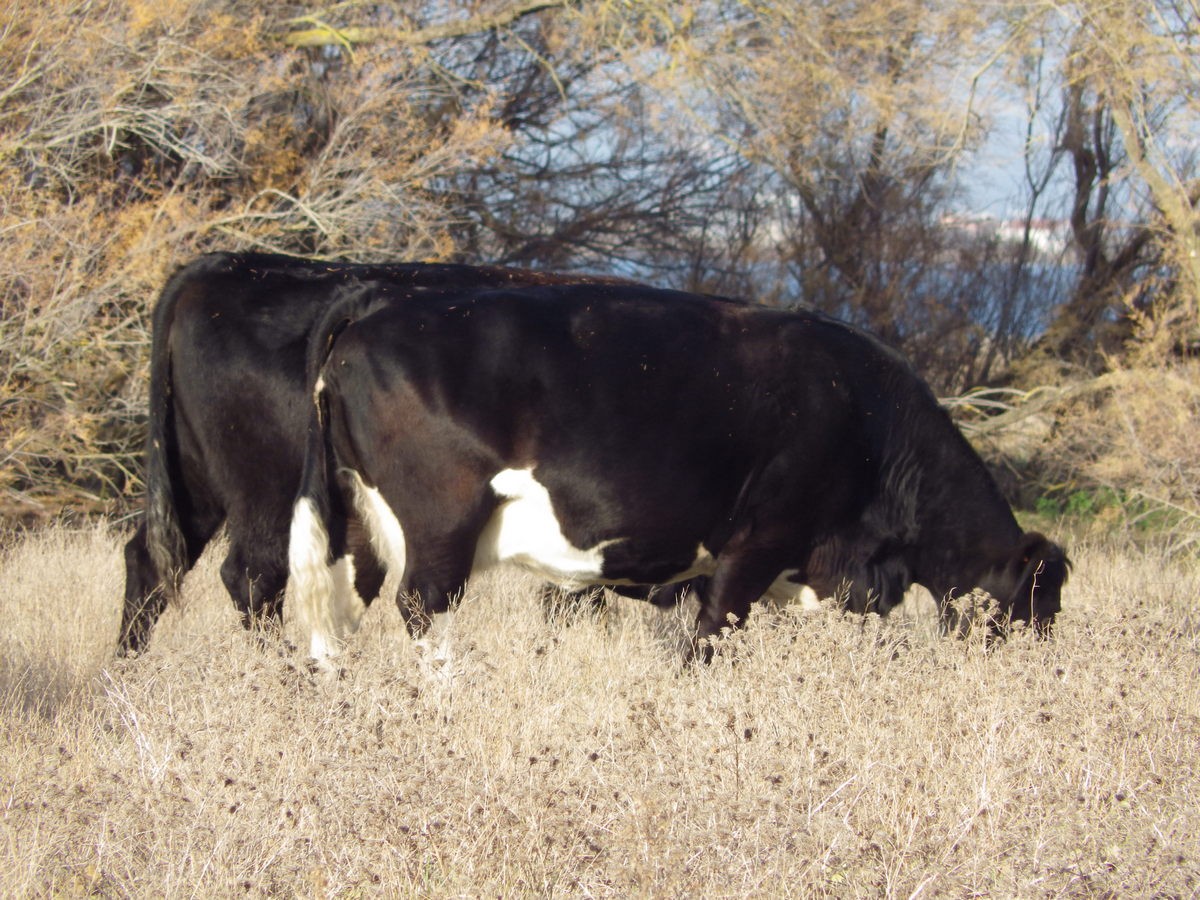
[879, 405, 1023, 600]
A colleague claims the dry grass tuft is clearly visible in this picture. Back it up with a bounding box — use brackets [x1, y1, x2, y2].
[2, 523, 1198, 896]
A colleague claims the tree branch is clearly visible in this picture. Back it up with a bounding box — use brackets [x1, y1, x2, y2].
[283, 1, 575, 49]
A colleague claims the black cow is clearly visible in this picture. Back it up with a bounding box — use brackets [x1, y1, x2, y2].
[120, 252, 624, 654]
[288, 281, 1068, 662]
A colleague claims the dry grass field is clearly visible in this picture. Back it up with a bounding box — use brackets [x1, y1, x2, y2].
[1, 521, 1198, 898]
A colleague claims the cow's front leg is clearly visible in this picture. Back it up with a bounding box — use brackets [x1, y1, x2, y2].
[690, 549, 783, 664]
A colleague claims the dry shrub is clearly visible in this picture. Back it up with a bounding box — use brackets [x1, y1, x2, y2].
[957, 361, 1200, 550]
[1062, 364, 1200, 501]
[0, 0, 511, 521]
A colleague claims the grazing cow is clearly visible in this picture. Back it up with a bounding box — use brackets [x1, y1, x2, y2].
[119, 251, 624, 655]
[288, 280, 1068, 662]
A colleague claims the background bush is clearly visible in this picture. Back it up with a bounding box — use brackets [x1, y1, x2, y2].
[1, 0, 1196, 536]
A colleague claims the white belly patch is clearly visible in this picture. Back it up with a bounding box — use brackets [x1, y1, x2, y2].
[475, 468, 615, 587]
[340, 466, 717, 595]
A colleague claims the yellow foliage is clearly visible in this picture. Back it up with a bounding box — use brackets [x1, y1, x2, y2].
[423, 230, 459, 263]
[194, 12, 267, 59]
[243, 126, 306, 190]
[127, 0, 197, 38]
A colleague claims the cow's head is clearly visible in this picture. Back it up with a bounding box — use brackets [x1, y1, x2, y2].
[975, 531, 1070, 637]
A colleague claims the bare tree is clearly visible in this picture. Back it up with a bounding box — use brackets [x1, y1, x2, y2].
[588, 1, 1014, 386]
[1000, 0, 1200, 366]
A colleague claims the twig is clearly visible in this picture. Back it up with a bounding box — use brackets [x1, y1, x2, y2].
[281, 1, 575, 49]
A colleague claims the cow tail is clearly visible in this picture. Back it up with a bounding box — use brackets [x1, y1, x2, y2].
[288, 284, 378, 660]
[143, 264, 195, 601]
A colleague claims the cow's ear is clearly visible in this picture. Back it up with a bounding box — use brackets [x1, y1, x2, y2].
[1017, 531, 1043, 565]
[1016, 532, 1069, 577]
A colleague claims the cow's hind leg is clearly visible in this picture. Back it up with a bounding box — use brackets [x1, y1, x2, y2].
[346, 470, 493, 643]
[396, 527, 486, 639]
[219, 535, 289, 636]
[347, 514, 386, 608]
[118, 515, 217, 656]
[119, 524, 171, 656]
[225, 507, 375, 649]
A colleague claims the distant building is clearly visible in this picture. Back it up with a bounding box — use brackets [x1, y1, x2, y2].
[941, 214, 1070, 259]
[996, 218, 1070, 256]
